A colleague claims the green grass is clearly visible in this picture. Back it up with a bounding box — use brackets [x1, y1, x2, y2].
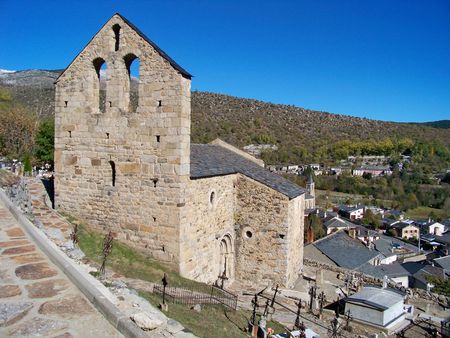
[139, 290, 286, 338]
[60, 213, 288, 337]
[405, 206, 449, 220]
[62, 212, 205, 289]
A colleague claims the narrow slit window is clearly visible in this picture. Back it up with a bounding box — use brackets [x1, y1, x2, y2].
[112, 24, 121, 51]
[156, 135, 160, 143]
[152, 178, 158, 188]
[64, 101, 68, 107]
[109, 160, 116, 187]
[68, 131, 72, 138]
[158, 100, 162, 107]
[106, 132, 110, 139]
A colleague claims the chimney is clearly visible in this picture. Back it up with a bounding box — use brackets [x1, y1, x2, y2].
[349, 229, 356, 239]
[382, 275, 388, 289]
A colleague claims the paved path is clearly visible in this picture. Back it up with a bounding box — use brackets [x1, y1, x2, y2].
[0, 198, 122, 338]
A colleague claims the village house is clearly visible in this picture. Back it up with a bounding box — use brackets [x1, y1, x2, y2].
[304, 230, 384, 271]
[53, 13, 306, 288]
[336, 205, 364, 221]
[392, 222, 420, 240]
[402, 262, 446, 291]
[323, 215, 355, 235]
[352, 165, 392, 177]
[415, 219, 448, 236]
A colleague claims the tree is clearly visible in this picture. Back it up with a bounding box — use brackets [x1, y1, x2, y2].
[362, 209, 381, 229]
[307, 214, 325, 241]
[362, 172, 372, 180]
[386, 228, 398, 237]
[0, 105, 38, 158]
[442, 172, 450, 184]
[23, 153, 32, 175]
[34, 117, 54, 164]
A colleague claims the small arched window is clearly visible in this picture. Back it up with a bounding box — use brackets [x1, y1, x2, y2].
[109, 160, 116, 186]
[93, 58, 107, 113]
[124, 53, 140, 112]
[112, 24, 121, 51]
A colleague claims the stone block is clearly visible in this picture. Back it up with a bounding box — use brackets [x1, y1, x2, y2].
[91, 158, 101, 166]
[119, 162, 140, 174]
[64, 156, 78, 166]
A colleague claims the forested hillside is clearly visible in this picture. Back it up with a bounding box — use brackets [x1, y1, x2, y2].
[1, 69, 450, 168]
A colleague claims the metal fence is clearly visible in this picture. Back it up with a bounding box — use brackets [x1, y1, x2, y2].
[153, 284, 237, 310]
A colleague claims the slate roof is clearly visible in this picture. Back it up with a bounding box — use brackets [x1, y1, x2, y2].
[435, 232, 450, 245]
[346, 287, 404, 310]
[382, 218, 399, 227]
[373, 234, 418, 257]
[412, 265, 446, 286]
[357, 262, 410, 280]
[392, 222, 419, 230]
[324, 217, 355, 230]
[433, 256, 450, 271]
[338, 205, 363, 213]
[313, 231, 381, 270]
[190, 144, 305, 199]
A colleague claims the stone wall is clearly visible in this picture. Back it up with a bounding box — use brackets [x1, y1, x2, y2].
[180, 175, 237, 283]
[3, 178, 33, 216]
[286, 195, 304, 287]
[234, 175, 302, 287]
[54, 14, 190, 267]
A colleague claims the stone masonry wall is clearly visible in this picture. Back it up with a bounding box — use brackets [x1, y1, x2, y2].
[286, 195, 304, 288]
[54, 14, 190, 266]
[180, 175, 237, 283]
[235, 175, 293, 287]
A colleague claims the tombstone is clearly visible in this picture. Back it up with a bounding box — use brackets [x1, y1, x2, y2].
[316, 269, 323, 285]
[259, 315, 267, 329]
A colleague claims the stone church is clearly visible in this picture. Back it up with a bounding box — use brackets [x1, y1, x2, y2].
[54, 13, 306, 288]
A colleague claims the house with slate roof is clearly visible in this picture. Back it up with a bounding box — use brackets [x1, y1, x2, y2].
[308, 231, 383, 270]
[336, 205, 364, 221]
[392, 222, 420, 240]
[54, 13, 305, 288]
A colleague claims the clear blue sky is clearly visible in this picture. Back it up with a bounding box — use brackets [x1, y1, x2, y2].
[1, 0, 449, 123]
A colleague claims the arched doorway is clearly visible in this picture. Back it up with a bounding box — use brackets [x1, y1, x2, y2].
[218, 234, 234, 285]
